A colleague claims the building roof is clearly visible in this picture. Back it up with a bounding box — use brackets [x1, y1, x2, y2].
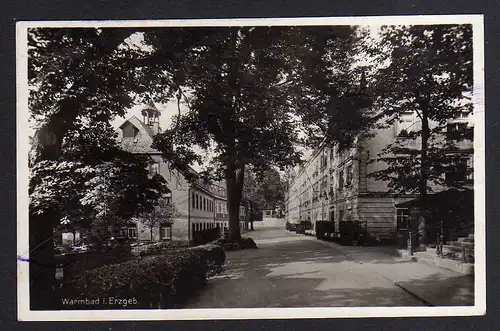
[118, 113, 253, 205]
[119, 115, 209, 188]
[120, 115, 155, 137]
[141, 102, 161, 116]
[119, 116, 157, 154]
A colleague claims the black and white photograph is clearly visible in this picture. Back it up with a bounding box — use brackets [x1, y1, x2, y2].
[16, 15, 485, 320]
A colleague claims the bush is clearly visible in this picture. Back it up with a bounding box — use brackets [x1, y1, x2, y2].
[62, 249, 207, 309]
[214, 237, 258, 251]
[285, 221, 298, 232]
[60, 246, 134, 281]
[132, 241, 180, 257]
[190, 244, 226, 277]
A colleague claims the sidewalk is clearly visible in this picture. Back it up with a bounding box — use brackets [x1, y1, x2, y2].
[309, 236, 474, 306]
[186, 229, 428, 308]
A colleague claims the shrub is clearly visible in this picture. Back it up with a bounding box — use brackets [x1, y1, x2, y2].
[285, 221, 298, 232]
[61, 246, 134, 281]
[190, 244, 226, 277]
[62, 249, 207, 309]
[131, 241, 175, 257]
[214, 237, 258, 251]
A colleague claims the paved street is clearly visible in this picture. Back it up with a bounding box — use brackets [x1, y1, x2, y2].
[186, 226, 474, 308]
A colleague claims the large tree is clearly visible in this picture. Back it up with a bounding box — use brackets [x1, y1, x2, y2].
[27, 27, 179, 309]
[28, 119, 169, 308]
[149, 26, 367, 240]
[368, 24, 473, 249]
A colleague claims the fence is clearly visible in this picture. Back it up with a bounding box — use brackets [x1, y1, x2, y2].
[192, 225, 221, 246]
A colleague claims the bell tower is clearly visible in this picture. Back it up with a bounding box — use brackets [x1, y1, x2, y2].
[141, 102, 161, 134]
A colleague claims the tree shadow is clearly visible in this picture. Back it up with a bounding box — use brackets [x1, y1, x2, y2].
[185, 238, 474, 308]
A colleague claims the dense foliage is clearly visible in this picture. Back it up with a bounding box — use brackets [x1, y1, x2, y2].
[27, 28, 177, 308]
[285, 221, 298, 232]
[26, 24, 475, 307]
[365, 25, 473, 248]
[368, 24, 473, 194]
[190, 244, 226, 277]
[29, 121, 170, 233]
[147, 26, 367, 239]
[63, 248, 216, 309]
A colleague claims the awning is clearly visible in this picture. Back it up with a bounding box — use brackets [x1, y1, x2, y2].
[395, 189, 474, 210]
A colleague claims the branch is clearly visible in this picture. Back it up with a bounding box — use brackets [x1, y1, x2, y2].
[415, 109, 423, 121]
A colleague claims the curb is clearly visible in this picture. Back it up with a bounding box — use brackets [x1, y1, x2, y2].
[307, 236, 439, 306]
[396, 249, 474, 275]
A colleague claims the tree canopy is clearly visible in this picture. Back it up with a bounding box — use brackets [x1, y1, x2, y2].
[367, 24, 473, 248]
[146, 26, 368, 239]
[368, 24, 473, 194]
[29, 120, 169, 231]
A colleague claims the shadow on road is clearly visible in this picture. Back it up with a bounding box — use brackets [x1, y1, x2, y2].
[183, 228, 475, 308]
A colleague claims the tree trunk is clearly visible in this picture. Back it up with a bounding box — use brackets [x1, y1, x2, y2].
[224, 28, 245, 241]
[225, 163, 245, 240]
[29, 213, 58, 310]
[418, 107, 430, 251]
[249, 203, 254, 231]
[27, 31, 133, 310]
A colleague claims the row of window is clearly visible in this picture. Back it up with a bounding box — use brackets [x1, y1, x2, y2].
[120, 225, 171, 240]
[192, 192, 214, 212]
[192, 222, 218, 232]
[191, 193, 248, 216]
[216, 201, 227, 214]
[302, 163, 355, 207]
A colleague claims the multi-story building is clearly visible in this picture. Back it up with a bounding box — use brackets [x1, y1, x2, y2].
[118, 103, 249, 244]
[285, 109, 474, 243]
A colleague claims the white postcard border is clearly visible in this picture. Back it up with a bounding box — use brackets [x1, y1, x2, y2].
[16, 14, 486, 321]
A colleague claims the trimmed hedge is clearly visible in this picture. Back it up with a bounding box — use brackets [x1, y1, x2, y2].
[62, 249, 208, 309]
[285, 221, 298, 232]
[60, 244, 134, 280]
[214, 237, 258, 251]
[190, 244, 226, 277]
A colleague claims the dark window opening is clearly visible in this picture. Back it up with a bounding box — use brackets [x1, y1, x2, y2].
[346, 164, 353, 186]
[445, 158, 469, 184]
[122, 125, 139, 138]
[338, 170, 344, 190]
[396, 208, 410, 230]
[446, 123, 468, 141]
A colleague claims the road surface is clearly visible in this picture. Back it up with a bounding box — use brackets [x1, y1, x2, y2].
[185, 227, 473, 308]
